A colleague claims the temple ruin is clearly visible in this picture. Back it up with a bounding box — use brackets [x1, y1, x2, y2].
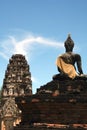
[13, 36, 87, 130]
[1, 36, 87, 130]
[0, 54, 32, 130]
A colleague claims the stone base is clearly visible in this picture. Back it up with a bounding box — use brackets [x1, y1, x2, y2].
[14, 123, 86, 130]
[14, 79, 87, 130]
[14, 126, 86, 130]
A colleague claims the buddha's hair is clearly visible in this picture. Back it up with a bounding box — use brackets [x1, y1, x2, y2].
[64, 35, 74, 51]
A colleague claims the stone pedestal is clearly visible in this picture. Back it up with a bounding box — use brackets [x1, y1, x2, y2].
[14, 78, 87, 130]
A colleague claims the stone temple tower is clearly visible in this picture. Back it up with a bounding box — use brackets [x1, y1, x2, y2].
[0, 54, 32, 130]
[2, 54, 32, 98]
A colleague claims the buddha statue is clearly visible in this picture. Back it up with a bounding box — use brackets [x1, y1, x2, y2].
[53, 34, 84, 80]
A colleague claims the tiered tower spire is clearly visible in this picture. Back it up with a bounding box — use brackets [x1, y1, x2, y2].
[2, 54, 32, 98]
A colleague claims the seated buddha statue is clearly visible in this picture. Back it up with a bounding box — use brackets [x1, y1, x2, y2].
[53, 34, 84, 80]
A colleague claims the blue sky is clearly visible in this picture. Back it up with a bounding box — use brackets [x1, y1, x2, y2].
[0, 0, 87, 93]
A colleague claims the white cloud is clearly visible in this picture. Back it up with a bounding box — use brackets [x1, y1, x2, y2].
[0, 33, 63, 61]
[0, 32, 64, 87]
[0, 52, 9, 60]
[31, 76, 37, 83]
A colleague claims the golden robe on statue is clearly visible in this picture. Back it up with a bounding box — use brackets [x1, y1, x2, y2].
[56, 56, 78, 79]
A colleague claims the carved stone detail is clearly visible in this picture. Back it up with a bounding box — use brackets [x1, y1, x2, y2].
[1, 97, 19, 118]
[1, 54, 32, 130]
[2, 54, 32, 97]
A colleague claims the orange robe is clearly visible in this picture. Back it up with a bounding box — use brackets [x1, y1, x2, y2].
[56, 56, 78, 79]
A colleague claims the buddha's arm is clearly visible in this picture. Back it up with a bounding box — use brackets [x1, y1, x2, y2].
[76, 55, 83, 74]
